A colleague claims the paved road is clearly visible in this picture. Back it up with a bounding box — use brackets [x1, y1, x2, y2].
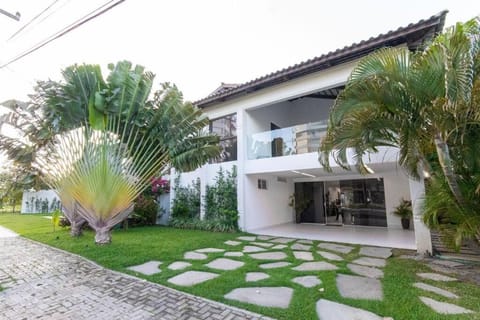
[0, 227, 270, 320]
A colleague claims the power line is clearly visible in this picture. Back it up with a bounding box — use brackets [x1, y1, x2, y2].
[8, 0, 61, 41]
[0, 8, 21, 21]
[0, 0, 126, 69]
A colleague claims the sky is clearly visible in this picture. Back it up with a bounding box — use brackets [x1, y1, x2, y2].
[0, 0, 479, 167]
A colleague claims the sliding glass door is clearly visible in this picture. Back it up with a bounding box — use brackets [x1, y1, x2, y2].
[295, 178, 387, 227]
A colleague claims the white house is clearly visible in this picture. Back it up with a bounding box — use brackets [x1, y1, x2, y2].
[172, 11, 448, 254]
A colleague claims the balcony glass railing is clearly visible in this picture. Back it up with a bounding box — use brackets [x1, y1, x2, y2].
[247, 120, 328, 160]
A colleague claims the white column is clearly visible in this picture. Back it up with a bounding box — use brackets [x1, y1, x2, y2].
[408, 177, 432, 254]
[236, 109, 246, 231]
[199, 166, 207, 220]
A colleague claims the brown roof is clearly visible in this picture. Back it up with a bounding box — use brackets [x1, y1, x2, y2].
[196, 10, 448, 108]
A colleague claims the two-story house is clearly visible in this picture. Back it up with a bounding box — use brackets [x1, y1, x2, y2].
[171, 11, 448, 254]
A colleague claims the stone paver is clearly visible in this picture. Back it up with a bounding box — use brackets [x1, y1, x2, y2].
[167, 261, 191, 271]
[352, 257, 386, 268]
[225, 251, 244, 257]
[413, 282, 459, 299]
[249, 252, 287, 260]
[246, 272, 270, 282]
[184, 251, 208, 260]
[257, 235, 275, 241]
[126, 261, 162, 275]
[270, 237, 295, 244]
[417, 273, 457, 282]
[259, 262, 291, 269]
[272, 244, 287, 250]
[238, 236, 256, 241]
[0, 236, 268, 320]
[225, 240, 241, 246]
[291, 276, 321, 288]
[317, 250, 343, 261]
[318, 242, 354, 254]
[243, 245, 267, 253]
[250, 241, 274, 248]
[225, 287, 293, 309]
[291, 243, 312, 251]
[168, 270, 219, 286]
[347, 263, 383, 279]
[206, 258, 245, 271]
[293, 261, 338, 271]
[195, 247, 225, 253]
[293, 251, 314, 261]
[419, 296, 473, 314]
[359, 246, 392, 259]
[297, 239, 313, 244]
[316, 299, 385, 320]
[336, 274, 383, 300]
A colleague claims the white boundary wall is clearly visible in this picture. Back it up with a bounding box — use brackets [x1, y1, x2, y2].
[21, 190, 60, 214]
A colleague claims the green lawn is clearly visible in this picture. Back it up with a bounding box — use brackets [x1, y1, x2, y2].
[0, 214, 479, 320]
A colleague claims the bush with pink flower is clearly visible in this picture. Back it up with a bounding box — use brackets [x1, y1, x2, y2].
[151, 177, 170, 195]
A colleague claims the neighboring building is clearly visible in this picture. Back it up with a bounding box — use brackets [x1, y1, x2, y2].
[172, 12, 447, 253]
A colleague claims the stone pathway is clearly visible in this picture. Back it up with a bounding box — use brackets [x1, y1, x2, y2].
[0, 235, 269, 320]
[415, 272, 474, 314]
[3, 224, 475, 320]
[159, 238, 395, 319]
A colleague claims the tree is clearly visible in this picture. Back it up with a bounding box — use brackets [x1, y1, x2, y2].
[319, 18, 480, 247]
[33, 61, 220, 244]
[0, 165, 27, 213]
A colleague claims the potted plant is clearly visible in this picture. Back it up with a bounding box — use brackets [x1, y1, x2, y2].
[393, 198, 412, 230]
[288, 193, 310, 223]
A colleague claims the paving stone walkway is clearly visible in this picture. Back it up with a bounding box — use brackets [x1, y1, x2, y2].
[0, 234, 270, 320]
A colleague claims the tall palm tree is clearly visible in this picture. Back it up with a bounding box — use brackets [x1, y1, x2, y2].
[320, 18, 479, 199]
[33, 61, 220, 244]
[319, 18, 480, 245]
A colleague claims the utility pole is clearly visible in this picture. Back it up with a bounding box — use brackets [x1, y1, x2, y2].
[0, 8, 20, 21]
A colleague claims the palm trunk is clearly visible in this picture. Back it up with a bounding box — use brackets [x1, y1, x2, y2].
[70, 219, 84, 237]
[95, 227, 112, 245]
[62, 202, 86, 237]
[434, 132, 464, 205]
[75, 203, 134, 245]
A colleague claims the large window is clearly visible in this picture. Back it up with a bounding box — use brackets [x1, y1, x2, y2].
[210, 113, 237, 162]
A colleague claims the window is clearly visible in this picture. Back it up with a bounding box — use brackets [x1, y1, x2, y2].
[210, 114, 237, 162]
[257, 179, 267, 190]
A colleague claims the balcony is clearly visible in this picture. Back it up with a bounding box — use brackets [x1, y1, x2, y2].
[248, 120, 328, 160]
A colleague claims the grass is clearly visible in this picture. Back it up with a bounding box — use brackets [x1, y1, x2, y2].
[0, 214, 479, 320]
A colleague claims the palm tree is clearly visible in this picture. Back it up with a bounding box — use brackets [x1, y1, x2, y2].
[319, 18, 480, 246]
[33, 61, 220, 244]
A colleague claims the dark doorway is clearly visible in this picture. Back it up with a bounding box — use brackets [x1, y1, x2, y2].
[270, 122, 283, 157]
[294, 182, 325, 223]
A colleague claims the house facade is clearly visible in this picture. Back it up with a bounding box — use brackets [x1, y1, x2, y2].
[172, 12, 447, 254]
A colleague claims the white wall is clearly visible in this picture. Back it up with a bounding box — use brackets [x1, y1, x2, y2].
[382, 170, 412, 229]
[244, 174, 294, 230]
[21, 190, 60, 214]
[171, 162, 238, 219]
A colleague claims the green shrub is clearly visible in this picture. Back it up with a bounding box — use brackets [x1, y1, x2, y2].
[423, 176, 480, 250]
[204, 166, 238, 230]
[169, 217, 238, 232]
[171, 176, 201, 220]
[131, 195, 158, 226]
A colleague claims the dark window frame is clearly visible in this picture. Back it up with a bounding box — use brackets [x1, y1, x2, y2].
[209, 113, 237, 163]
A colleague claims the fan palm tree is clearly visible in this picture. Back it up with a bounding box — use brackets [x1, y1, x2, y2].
[33, 61, 220, 244]
[319, 18, 480, 246]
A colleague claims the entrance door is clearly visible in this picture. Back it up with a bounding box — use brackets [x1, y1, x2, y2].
[295, 182, 325, 223]
[324, 181, 343, 225]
